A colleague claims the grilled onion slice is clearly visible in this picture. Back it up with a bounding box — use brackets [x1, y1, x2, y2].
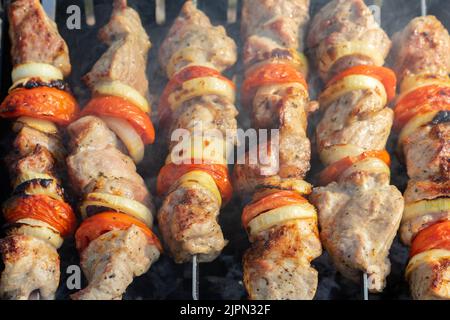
[11, 218, 64, 248]
[167, 47, 217, 79]
[319, 144, 365, 166]
[101, 116, 145, 164]
[14, 177, 64, 202]
[14, 172, 54, 188]
[406, 249, 450, 279]
[339, 157, 391, 181]
[256, 177, 313, 196]
[12, 63, 63, 83]
[400, 74, 450, 98]
[247, 203, 317, 237]
[171, 170, 222, 207]
[13, 116, 59, 135]
[318, 41, 385, 78]
[319, 74, 387, 109]
[398, 111, 439, 149]
[94, 80, 150, 113]
[80, 192, 153, 228]
[168, 76, 235, 112]
[402, 198, 450, 223]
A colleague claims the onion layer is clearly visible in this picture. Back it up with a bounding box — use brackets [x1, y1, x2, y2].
[402, 198, 450, 223]
[173, 170, 222, 207]
[13, 116, 59, 135]
[101, 116, 145, 164]
[80, 192, 153, 228]
[319, 144, 365, 166]
[13, 218, 64, 248]
[405, 249, 450, 279]
[94, 81, 150, 113]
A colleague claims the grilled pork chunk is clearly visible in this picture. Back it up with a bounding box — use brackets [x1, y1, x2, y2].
[8, 0, 71, 75]
[83, 0, 151, 97]
[71, 226, 160, 300]
[311, 172, 404, 292]
[241, 0, 310, 67]
[158, 0, 237, 77]
[307, 0, 391, 81]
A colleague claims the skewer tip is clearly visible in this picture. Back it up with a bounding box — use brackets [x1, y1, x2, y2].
[192, 254, 199, 300]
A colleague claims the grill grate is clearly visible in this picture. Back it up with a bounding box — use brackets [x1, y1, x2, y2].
[0, 0, 449, 300]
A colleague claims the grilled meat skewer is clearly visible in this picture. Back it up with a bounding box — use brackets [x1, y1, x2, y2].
[234, 0, 322, 300]
[0, 0, 78, 300]
[391, 15, 450, 300]
[307, 0, 404, 293]
[68, 0, 161, 300]
[157, 1, 238, 264]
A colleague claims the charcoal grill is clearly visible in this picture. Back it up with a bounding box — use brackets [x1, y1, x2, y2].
[0, 0, 449, 300]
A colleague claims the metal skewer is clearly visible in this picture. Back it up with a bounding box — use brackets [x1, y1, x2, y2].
[192, 255, 199, 300]
[84, 0, 96, 26]
[362, 273, 369, 300]
[421, 0, 427, 17]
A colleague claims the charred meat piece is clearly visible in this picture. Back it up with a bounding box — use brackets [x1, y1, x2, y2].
[71, 226, 160, 300]
[8, 0, 71, 75]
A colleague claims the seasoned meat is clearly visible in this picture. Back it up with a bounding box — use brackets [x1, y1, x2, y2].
[404, 179, 450, 204]
[158, 183, 225, 263]
[158, 1, 237, 76]
[311, 171, 404, 292]
[241, 0, 310, 66]
[403, 122, 450, 181]
[10, 145, 55, 178]
[307, 0, 391, 81]
[167, 95, 238, 147]
[391, 16, 450, 83]
[83, 0, 150, 97]
[67, 146, 145, 196]
[8, 0, 71, 75]
[14, 126, 64, 160]
[401, 210, 450, 246]
[408, 256, 450, 300]
[316, 90, 394, 154]
[67, 116, 121, 154]
[0, 234, 59, 300]
[243, 219, 322, 300]
[71, 226, 160, 300]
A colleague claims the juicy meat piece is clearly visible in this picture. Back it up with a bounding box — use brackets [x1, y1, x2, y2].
[67, 116, 121, 154]
[311, 171, 404, 292]
[391, 16, 450, 83]
[83, 0, 151, 97]
[316, 89, 394, 154]
[408, 256, 450, 300]
[0, 234, 59, 300]
[307, 0, 391, 80]
[243, 219, 322, 300]
[403, 122, 449, 181]
[14, 126, 64, 160]
[404, 179, 450, 204]
[241, 0, 310, 66]
[158, 1, 237, 76]
[8, 0, 71, 75]
[71, 226, 160, 300]
[10, 145, 55, 178]
[167, 95, 238, 146]
[67, 146, 145, 196]
[158, 183, 225, 263]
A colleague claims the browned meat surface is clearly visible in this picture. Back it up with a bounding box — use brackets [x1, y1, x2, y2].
[403, 122, 449, 181]
[241, 0, 310, 66]
[0, 235, 59, 300]
[67, 116, 121, 154]
[408, 256, 450, 300]
[71, 226, 160, 300]
[243, 219, 321, 300]
[307, 0, 391, 81]
[167, 95, 238, 147]
[67, 117, 144, 197]
[158, 1, 237, 76]
[158, 183, 225, 263]
[316, 90, 394, 153]
[404, 179, 450, 204]
[8, 0, 71, 75]
[10, 145, 54, 178]
[391, 16, 450, 83]
[83, 0, 150, 97]
[311, 171, 404, 292]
